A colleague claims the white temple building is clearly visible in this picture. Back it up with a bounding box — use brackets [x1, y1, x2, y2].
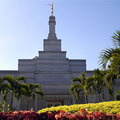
[18, 13, 92, 110]
[1, 8, 119, 111]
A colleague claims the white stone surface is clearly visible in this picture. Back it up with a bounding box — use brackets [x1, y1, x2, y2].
[44, 39, 61, 51]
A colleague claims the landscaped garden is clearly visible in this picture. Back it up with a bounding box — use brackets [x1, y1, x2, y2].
[0, 31, 120, 120]
[0, 101, 120, 119]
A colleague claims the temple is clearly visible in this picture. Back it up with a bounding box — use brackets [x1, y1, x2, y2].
[18, 13, 93, 110]
[1, 10, 118, 111]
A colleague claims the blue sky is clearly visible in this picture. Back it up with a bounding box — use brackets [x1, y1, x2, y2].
[0, 0, 120, 70]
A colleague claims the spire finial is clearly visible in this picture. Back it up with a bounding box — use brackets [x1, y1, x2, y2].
[49, 3, 53, 16]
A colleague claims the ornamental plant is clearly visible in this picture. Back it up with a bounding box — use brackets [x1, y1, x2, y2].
[38, 101, 120, 114]
[0, 102, 4, 112]
[0, 111, 40, 120]
[55, 109, 120, 120]
[0, 110, 120, 120]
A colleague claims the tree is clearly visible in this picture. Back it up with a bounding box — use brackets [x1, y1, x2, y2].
[2, 75, 27, 110]
[99, 30, 120, 100]
[23, 83, 44, 110]
[104, 70, 116, 100]
[0, 77, 9, 103]
[88, 69, 106, 101]
[99, 48, 120, 70]
[99, 30, 120, 78]
[70, 72, 93, 103]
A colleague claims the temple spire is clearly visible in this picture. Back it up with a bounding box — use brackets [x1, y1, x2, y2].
[43, 3, 61, 52]
[48, 4, 57, 39]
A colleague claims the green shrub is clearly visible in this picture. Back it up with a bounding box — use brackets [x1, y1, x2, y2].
[38, 101, 120, 114]
[0, 102, 10, 112]
[0, 102, 4, 112]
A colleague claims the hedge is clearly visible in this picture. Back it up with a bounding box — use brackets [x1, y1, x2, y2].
[38, 101, 120, 114]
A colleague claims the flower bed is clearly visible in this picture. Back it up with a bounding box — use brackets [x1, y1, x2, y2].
[55, 109, 120, 120]
[0, 111, 40, 120]
[0, 110, 120, 120]
[0, 101, 120, 120]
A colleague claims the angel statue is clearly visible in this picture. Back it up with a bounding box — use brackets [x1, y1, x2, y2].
[48, 3, 53, 16]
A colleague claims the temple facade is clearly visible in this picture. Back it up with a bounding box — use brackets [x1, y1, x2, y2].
[1, 13, 119, 111]
[18, 14, 93, 110]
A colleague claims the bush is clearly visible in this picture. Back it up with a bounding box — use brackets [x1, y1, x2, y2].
[38, 101, 120, 114]
[0, 103, 10, 112]
[0, 102, 3, 112]
[0, 111, 40, 120]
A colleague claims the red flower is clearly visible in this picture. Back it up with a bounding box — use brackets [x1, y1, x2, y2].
[80, 109, 86, 112]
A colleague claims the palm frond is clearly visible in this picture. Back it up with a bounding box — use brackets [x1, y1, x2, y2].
[112, 30, 120, 48]
[3, 75, 14, 86]
[3, 90, 10, 103]
[71, 77, 81, 84]
[99, 48, 120, 69]
[16, 76, 27, 83]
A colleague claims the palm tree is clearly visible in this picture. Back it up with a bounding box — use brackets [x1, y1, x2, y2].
[99, 31, 120, 100]
[23, 83, 44, 110]
[70, 72, 93, 103]
[99, 30, 120, 78]
[104, 70, 116, 100]
[91, 69, 116, 101]
[0, 77, 9, 103]
[99, 48, 120, 70]
[88, 69, 106, 102]
[2, 75, 27, 110]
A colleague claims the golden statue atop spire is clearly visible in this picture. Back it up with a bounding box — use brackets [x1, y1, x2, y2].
[49, 3, 53, 16]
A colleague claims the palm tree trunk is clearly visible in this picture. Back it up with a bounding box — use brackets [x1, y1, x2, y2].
[10, 93, 14, 110]
[96, 91, 100, 102]
[26, 97, 29, 110]
[85, 94, 88, 103]
[109, 88, 114, 100]
[101, 89, 104, 102]
[84, 89, 88, 103]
